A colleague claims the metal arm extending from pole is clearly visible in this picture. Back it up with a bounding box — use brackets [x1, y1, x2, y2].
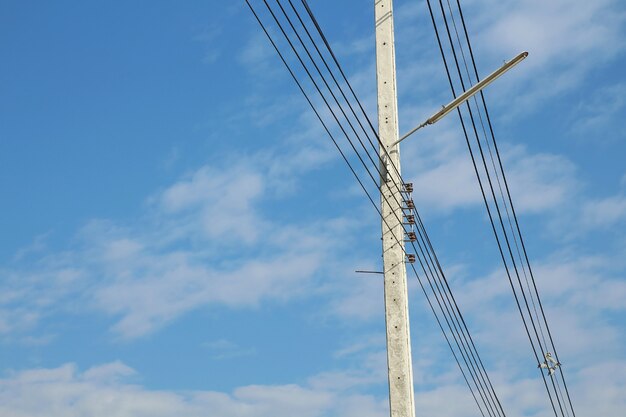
[392, 51, 528, 146]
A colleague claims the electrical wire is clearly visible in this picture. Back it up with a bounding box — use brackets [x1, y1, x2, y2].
[426, 1, 564, 414]
[425, 0, 578, 415]
[288, 5, 507, 414]
[259, 1, 576, 415]
[452, 2, 577, 415]
[245, 1, 508, 415]
[295, 5, 510, 416]
[266, 1, 504, 412]
[439, 1, 574, 415]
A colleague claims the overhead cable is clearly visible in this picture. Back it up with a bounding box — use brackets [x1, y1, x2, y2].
[424, 0, 577, 415]
[245, 2, 508, 415]
[452, 2, 577, 414]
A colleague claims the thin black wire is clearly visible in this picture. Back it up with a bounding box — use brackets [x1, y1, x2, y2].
[301, 0, 381, 145]
[553, 375, 571, 417]
[246, 2, 506, 415]
[289, 3, 508, 414]
[442, 0, 575, 414]
[257, 0, 423, 288]
[410, 185, 509, 417]
[273, 0, 385, 182]
[442, 4, 564, 415]
[290, 1, 529, 415]
[297, 0, 431, 217]
[244, 1, 414, 296]
[286, 4, 506, 414]
[268, 0, 421, 242]
[407, 256, 487, 417]
[443, 0, 550, 360]
[431, 0, 577, 416]
[454, 2, 577, 415]
[261, 0, 426, 273]
[288, 0, 383, 161]
[244, 6, 486, 412]
[443, 0, 551, 362]
[412, 212, 505, 417]
[256, 1, 573, 416]
[282, 2, 510, 414]
[409, 216, 501, 417]
[434, 1, 570, 414]
[242, 1, 379, 221]
[258, 0, 384, 201]
[423, 0, 561, 416]
[435, 0, 552, 372]
[436, 0, 551, 375]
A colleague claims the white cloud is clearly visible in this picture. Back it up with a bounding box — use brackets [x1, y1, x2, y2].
[203, 339, 256, 360]
[471, 0, 626, 114]
[581, 194, 626, 228]
[504, 146, 578, 213]
[414, 384, 485, 417]
[400, 122, 578, 215]
[0, 362, 387, 417]
[0, 150, 369, 340]
[452, 253, 626, 365]
[408, 252, 626, 416]
[328, 274, 384, 321]
[192, 24, 223, 65]
[158, 165, 266, 245]
[82, 361, 136, 383]
[11, 358, 620, 417]
[1, 6, 624, 416]
[12, 233, 51, 262]
[0, 307, 39, 336]
[310, 348, 388, 393]
[479, 0, 624, 65]
[570, 82, 626, 137]
[0, 258, 90, 336]
[238, 32, 276, 74]
[96, 250, 324, 338]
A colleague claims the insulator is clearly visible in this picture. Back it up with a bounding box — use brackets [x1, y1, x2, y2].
[403, 183, 414, 193]
[405, 199, 415, 209]
[406, 254, 416, 263]
[404, 214, 415, 225]
[406, 232, 417, 242]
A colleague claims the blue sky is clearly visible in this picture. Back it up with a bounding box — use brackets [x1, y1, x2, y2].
[1, 1, 625, 416]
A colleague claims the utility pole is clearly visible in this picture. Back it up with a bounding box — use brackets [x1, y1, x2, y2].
[374, 1, 416, 417]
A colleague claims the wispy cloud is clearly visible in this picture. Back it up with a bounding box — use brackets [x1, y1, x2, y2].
[0, 361, 388, 417]
[581, 194, 626, 229]
[470, 0, 626, 116]
[453, 252, 626, 362]
[570, 82, 626, 138]
[203, 339, 256, 360]
[399, 120, 579, 216]
[4, 332, 626, 417]
[0, 148, 370, 340]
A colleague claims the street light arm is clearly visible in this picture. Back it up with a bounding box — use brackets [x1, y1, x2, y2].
[392, 51, 528, 147]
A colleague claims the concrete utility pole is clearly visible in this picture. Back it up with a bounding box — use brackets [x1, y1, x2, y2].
[374, 1, 416, 417]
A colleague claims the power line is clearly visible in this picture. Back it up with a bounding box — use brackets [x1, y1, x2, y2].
[245, 2, 508, 416]
[423, 0, 561, 415]
[438, 2, 572, 415]
[284, 10, 504, 412]
[284, 5, 507, 414]
[267, 2, 499, 412]
[292, 7, 508, 415]
[425, 0, 578, 415]
[452, 2, 577, 414]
